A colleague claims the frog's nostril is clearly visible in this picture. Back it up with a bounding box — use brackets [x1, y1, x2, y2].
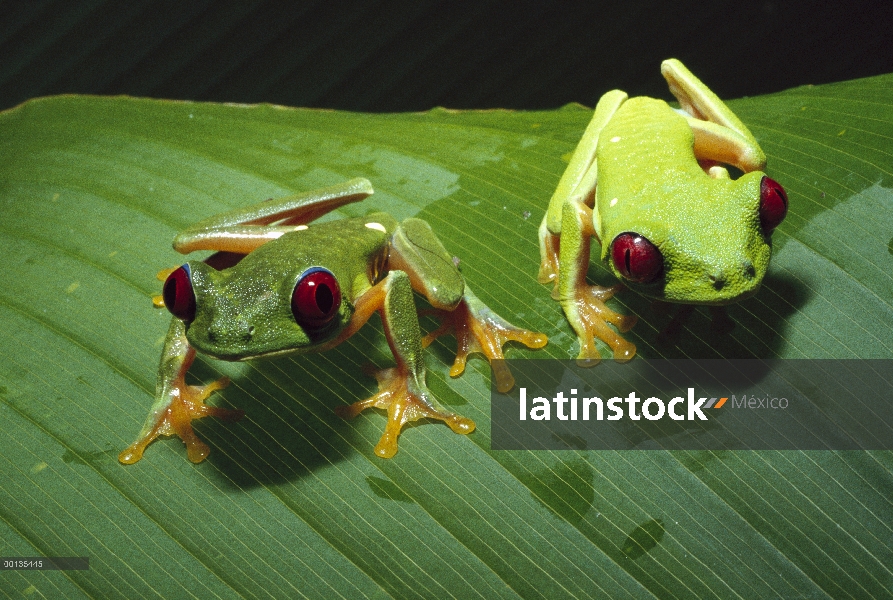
[743, 261, 756, 279]
[708, 272, 725, 290]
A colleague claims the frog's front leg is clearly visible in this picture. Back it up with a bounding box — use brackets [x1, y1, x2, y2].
[333, 271, 473, 458]
[118, 318, 242, 464]
[388, 218, 547, 392]
[556, 200, 637, 365]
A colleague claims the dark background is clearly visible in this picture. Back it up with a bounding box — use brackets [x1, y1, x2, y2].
[2, 0, 892, 112]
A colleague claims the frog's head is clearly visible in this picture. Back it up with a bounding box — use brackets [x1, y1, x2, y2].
[601, 172, 787, 305]
[162, 260, 351, 360]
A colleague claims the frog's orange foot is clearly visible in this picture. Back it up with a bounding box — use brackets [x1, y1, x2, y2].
[334, 367, 474, 458]
[118, 376, 242, 464]
[423, 298, 547, 393]
[563, 284, 637, 366]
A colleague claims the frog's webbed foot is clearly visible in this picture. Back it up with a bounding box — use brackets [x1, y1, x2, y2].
[423, 287, 548, 393]
[118, 375, 241, 464]
[561, 283, 638, 366]
[119, 319, 243, 465]
[335, 366, 474, 458]
[332, 270, 475, 458]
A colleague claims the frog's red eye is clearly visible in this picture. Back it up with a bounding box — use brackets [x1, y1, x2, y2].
[163, 264, 196, 323]
[292, 267, 341, 328]
[611, 233, 663, 283]
[759, 176, 788, 232]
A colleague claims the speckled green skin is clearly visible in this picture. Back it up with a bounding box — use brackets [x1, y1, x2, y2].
[123, 178, 493, 463]
[595, 97, 769, 304]
[543, 60, 771, 307]
[186, 213, 396, 360]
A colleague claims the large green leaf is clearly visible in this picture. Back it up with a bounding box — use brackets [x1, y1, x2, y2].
[1, 74, 892, 598]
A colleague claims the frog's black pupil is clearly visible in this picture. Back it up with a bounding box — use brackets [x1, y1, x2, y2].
[163, 278, 177, 307]
[316, 284, 334, 314]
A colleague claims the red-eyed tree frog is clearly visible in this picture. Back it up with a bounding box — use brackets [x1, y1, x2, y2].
[538, 59, 788, 364]
[119, 178, 546, 463]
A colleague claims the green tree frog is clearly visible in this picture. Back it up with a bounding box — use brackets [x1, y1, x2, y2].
[120, 178, 546, 463]
[538, 59, 788, 364]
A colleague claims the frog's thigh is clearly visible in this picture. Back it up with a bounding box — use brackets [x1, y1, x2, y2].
[388, 218, 464, 310]
[661, 60, 756, 142]
[184, 178, 373, 232]
[686, 118, 766, 173]
[172, 225, 308, 254]
[543, 89, 627, 235]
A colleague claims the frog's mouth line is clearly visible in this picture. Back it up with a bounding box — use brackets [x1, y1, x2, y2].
[686, 284, 761, 306]
[194, 346, 303, 362]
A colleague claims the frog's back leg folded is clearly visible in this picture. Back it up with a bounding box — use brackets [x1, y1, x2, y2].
[661, 59, 766, 175]
[334, 216, 546, 455]
[173, 178, 374, 254]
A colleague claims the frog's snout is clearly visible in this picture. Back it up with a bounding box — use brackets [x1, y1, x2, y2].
[203, 319, 255, 348]
[708, 260, 757, 292]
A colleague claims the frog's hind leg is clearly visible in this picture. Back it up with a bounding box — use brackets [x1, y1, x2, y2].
[661, 59, 766, 173]
[333, 271, 474, 458]
[538, 89, 627, 292]
[172, 178, 374, 255]
[387, 218, 547, 393]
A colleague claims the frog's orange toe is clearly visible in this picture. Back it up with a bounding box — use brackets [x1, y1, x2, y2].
[338, 366, 474, 458]
[119, 376, 240, 465]
[565, 283, 637, 365]
[425, 293, 547, 392]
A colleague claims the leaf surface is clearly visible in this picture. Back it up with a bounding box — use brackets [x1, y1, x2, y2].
[1, 76, 892, 598]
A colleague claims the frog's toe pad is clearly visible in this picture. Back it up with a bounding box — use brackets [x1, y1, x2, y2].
[424, 299, 547, 393]
[337, 367, 475, 458]
[118, 376, 240, 465]
[565, 285, 637, 365]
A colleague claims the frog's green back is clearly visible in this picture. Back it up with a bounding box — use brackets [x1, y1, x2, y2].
[595, 97, 770, 304]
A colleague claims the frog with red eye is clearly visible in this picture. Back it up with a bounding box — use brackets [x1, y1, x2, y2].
[119, 178, 546, 464]
[538, 59, 788, 364]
